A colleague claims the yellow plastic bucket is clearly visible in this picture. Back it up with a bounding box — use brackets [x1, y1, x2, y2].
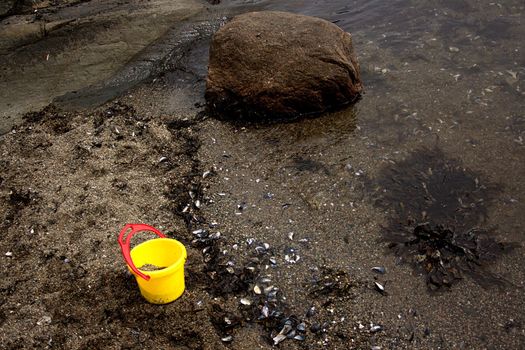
[118, 224, 187, 304]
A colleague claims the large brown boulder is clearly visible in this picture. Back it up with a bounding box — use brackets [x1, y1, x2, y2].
[205, 11, 363, 120]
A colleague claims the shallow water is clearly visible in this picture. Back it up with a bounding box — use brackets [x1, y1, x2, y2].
[191, 0, 525, 347]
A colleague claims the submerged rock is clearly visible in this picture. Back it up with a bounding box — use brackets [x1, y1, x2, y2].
[205, 11, 363, 120]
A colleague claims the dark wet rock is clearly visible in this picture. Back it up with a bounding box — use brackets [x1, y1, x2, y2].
[205, 11, 362, 120]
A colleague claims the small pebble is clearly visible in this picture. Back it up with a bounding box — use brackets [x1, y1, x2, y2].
[5, 251, 13, 257]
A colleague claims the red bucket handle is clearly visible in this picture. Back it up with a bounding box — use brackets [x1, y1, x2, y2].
[118, 223, 166, 281]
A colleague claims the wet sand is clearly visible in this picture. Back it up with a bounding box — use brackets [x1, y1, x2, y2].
[1, 0, 524, 349]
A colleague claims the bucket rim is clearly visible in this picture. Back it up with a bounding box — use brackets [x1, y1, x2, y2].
[129, 238, 187, 279]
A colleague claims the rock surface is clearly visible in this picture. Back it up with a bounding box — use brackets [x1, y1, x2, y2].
[0, 0, 17, 18]
[205, 11, 363, 120]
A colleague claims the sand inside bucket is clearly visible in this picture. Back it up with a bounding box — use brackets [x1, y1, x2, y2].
[138, 264, 166, 271]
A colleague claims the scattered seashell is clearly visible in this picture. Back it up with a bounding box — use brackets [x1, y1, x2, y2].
[240, 298, 251, 306]
[221, 335, 233, 342]
[310, 323, 321, 333]
[372, 266, 386, 274]
[210, 232, 221, 239]
[374, 282, 385, 294]
[287, 232, 294, 240]
[370, 325, 383, 333]
[263, 285, 275, 294]
[5, 251, 13, 257]
[273, 334, 287, 345]
[158, 156, 167, 163]
[273, 324, 293, 345]
[306, 306, 316, 318]
[261, 304, 269, 318]
[254, 285, 262, 294]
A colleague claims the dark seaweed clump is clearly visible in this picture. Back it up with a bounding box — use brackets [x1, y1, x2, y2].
[369, 148, 513, 290]
[387, 222, 511, 290]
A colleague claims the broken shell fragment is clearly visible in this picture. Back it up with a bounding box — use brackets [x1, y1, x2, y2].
[221, 335, 233, 342]
[272, 324, 293, 344]
[370, 325, 383, 333]
[254, 285, 262, 294]
[240, 298, 252, 306]
[261, 304, 269, 318]
[263, 285, 275, 294]
[306, 306, 316, 318]
[273, 334, 287, 345]
[374, 282, 385, 294]
[371, 266, 386, 274]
